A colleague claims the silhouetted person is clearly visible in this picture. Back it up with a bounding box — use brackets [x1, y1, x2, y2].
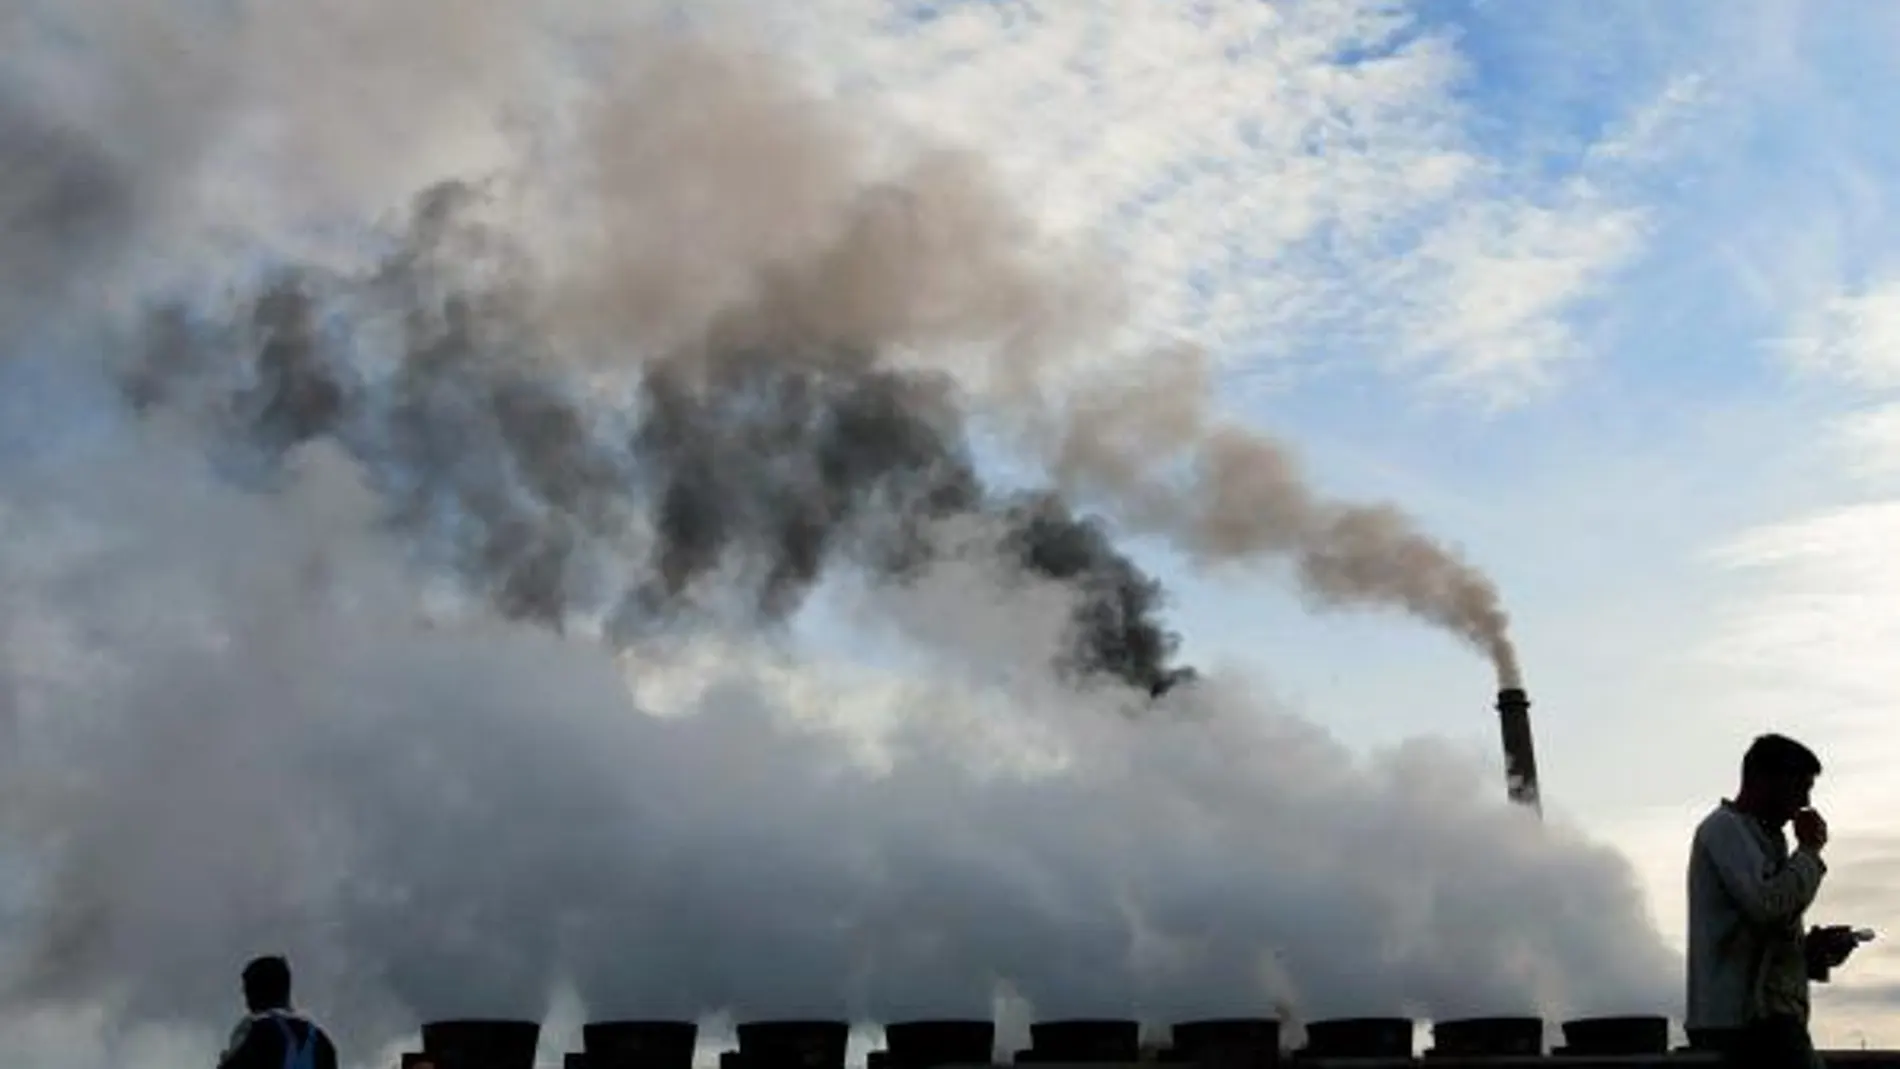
[217, 955, 338, 1069]
[1685, 734, 1862, 1069]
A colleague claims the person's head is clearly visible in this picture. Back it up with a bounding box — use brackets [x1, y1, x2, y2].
[241, 955, 292, 1013]
[1738, 733, 1822, 825]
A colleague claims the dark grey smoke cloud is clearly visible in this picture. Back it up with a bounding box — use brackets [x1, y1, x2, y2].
[120, 182, 1190, 695]
[0, 92, 134, 340]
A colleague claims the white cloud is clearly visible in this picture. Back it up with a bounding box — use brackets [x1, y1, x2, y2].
[1779, 273, 1900, 391]
[4, 0, 1680, 406]
[1586, 74, 1713, 169]
[1689, 287, 1900, 1043]
[1704, 275, 1900, 818]
[1835, 401, 1900, 482]
[1389, 188, 1648, 405]
[1707, 501, 1900, 745]
[1776, 274, 1900, 486]
[679, 0, 1672, 405]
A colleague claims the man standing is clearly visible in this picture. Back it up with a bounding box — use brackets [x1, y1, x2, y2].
[217, 955, 339, 1069]
[1686, 734, 1862, 1068]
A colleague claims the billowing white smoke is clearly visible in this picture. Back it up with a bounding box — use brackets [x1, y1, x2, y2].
[0, 2, 1677, 1066]
[0, 434, 1673, 1067]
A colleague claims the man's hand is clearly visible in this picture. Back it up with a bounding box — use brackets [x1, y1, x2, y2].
[1794, 808, 1829, 852]
[1809, 925, 1861, 968]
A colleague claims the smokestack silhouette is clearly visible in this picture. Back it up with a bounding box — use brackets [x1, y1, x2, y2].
[1496, 687, 1541, 814]
[581, 1020, 698, 1069]
[422, 1019, 541, 1069]
[881, 1020, 996, 1069]
[736, 1020, 850, 1069]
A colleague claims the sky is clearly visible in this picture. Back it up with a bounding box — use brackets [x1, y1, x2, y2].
[5, 0, 1900, 1061]
[692, 0, 1900, 1046]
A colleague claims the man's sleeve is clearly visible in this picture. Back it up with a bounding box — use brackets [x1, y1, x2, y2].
[217, 1018, 287, 1069]
[216, 1018, 258, 1069]
[1699, 815, 1825, 926]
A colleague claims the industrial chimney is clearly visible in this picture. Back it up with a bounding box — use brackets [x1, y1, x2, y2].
[1495, 687, 1541, 815]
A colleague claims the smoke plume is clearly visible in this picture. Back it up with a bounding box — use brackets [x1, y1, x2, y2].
[1037, 355, 1521, 688]
[7, 0, 1517, 686]
[0, 3, 1623, 1066]
[119, 181, 1191, 696]
[113, 114, 1515, 698]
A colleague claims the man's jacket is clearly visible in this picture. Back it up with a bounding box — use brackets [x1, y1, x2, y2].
[1686, 800, 1827, 1029]
[217, 1009, 339, 1069]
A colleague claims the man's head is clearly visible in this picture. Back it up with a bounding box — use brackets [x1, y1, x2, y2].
[1739, 733, 1822, 825]
[241, 955, 292, 1013]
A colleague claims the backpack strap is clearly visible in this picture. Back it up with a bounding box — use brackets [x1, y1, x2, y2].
[268, 1013, 320, 1068]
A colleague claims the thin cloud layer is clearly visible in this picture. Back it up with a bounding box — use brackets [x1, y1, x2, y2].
[1710, 272, 1900, 804]
[1700, 271, 1900, 1026]
[684, 0, 1664, 403]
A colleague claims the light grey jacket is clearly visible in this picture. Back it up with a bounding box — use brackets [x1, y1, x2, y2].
[1686, 801, 1827, 1029]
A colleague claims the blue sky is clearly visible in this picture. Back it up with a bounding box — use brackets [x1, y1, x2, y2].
[1191, 0, 1900, 1040]
[713, 0, 1900, 1043]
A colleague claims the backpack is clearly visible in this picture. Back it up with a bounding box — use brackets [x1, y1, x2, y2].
[269, 1014, 323, 1069]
